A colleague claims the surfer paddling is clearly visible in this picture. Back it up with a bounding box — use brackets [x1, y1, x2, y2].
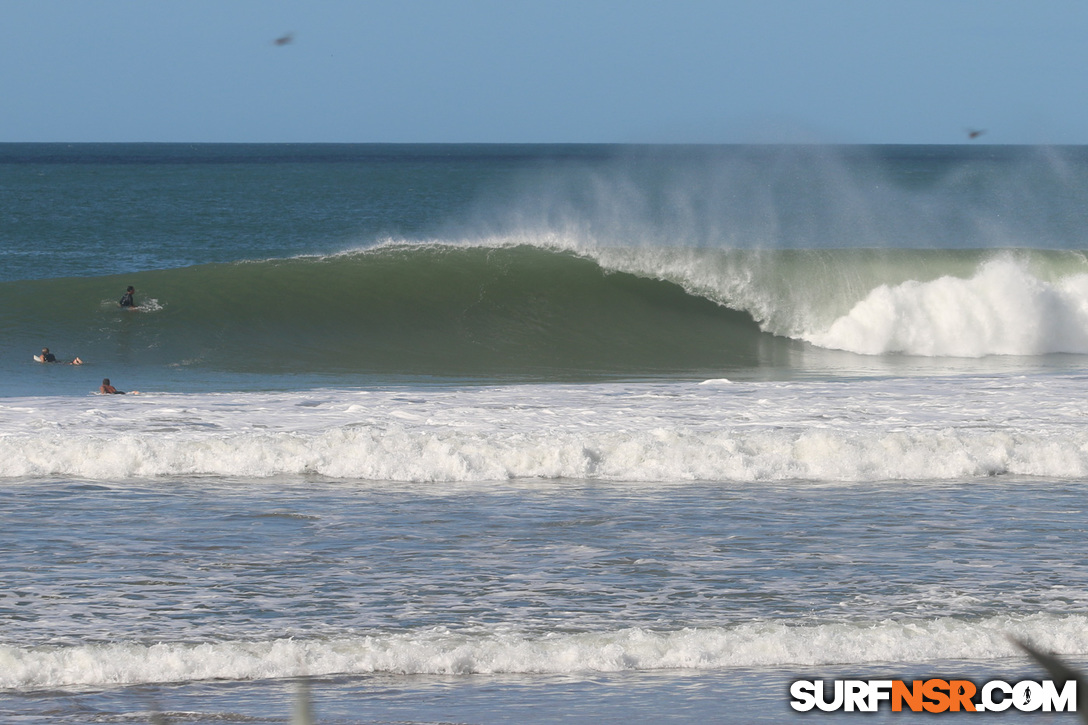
[99, 378, 137, 395]
[36, 347, 82, 365]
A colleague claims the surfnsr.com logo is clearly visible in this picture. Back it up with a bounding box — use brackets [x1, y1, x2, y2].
[790, 679, 1077, 713]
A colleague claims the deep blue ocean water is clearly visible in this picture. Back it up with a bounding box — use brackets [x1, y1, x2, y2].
[3, 144, 1088, 723]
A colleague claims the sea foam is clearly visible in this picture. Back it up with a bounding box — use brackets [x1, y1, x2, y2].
[4, 423, 1088, 482]
[4, 614, 1086, 689]
[3, 375, 1087, 482]
[809, 257, 1088, 356]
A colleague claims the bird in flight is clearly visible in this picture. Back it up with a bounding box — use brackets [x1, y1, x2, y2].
[967, 128, 985, 140]
[273, 32, 294, 46]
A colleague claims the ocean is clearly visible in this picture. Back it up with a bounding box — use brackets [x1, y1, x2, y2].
[2, 143, 1088, 723]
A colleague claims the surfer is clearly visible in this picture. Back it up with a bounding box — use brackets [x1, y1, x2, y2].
[100, 378, 126, 394]
[37, 347, 83, 365]
[119, 285, 136, 308]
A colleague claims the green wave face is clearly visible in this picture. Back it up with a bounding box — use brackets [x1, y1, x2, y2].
[8, 243, 1088, 380]
[2, 245, 774, 379]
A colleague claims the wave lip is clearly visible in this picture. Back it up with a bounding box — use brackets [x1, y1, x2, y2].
[5, 614, 1086, 689]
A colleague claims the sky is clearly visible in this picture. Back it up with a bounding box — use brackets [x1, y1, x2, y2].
[4, 0, 1088, 144]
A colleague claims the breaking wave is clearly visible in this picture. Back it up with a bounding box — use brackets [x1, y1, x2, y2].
[5, 242, 1088, 381]
[4, 615, 1086, 689]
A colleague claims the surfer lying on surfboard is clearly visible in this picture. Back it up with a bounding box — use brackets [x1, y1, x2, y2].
[35, 347, 83, 365]
[99, 378, 137, 395]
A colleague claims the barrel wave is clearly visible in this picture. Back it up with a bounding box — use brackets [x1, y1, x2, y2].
[7, 241, 1088, 381]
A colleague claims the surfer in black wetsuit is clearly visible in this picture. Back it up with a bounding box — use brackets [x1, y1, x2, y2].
[119, 286, 135, 308]
[38, 347, 82, 365]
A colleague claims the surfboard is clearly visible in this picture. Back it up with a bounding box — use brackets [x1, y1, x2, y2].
[35, 355, 82, 364]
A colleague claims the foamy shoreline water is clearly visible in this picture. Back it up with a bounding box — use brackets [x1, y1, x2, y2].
[3, 375, 1087, 481]
[6, 614, 1088, 689]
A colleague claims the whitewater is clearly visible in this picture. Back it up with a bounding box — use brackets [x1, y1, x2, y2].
[4, 374, 1088, 481]
[4, 143, 1088, 723]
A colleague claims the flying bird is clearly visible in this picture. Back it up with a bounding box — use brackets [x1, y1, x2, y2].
[1013, 638, 1088, 725]
[273, 32, 294, 46]
[967, 128, 986, 140]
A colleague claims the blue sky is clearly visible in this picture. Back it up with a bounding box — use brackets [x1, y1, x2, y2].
[5, 0, 1087, 144]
